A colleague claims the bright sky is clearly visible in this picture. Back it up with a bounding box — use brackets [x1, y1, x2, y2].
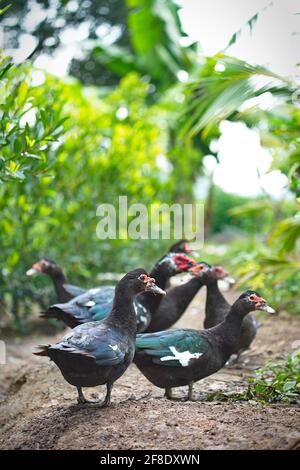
[177, 0, 299, 198]
[6, 0, 299, 198]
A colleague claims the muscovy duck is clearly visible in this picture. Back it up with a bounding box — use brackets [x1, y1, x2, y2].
[169, 239, 193, 254]
[27, 242, 193, 302]
[189, 264, 258, 360]
[146, 262, 226, 332]
[34, 269, 165, 407]
[41, 253, 195, 331]
[26, 258, 82, 303]
[134, 291, 275, 401]
[165, 240, 197, 289]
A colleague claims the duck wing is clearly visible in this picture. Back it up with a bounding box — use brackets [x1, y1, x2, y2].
[52, 323, 128, 366]
[62, 283, 87, 298]
[135, 329, 209, 367]
[42, 286, 116, 326]
[133, 299, 151, 333]
[75, 286, 115, 321]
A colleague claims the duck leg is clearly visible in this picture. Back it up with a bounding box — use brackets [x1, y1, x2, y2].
[188, 382, 194, 401]
[164, 387, 188, 402]
[98, 383, 112, 408]
[77, 387, 91, 404]
[165, 387, 173, 400]
[225, 354, 240, 367]
[76, 384, 112, 407]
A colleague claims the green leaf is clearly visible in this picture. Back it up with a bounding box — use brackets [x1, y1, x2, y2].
[179, 54, 294, 138]
[18, 81, 28, 104]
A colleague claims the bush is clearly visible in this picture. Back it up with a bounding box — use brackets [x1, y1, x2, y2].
[0, 67, 185, 329]
[0, 55, 66, 182]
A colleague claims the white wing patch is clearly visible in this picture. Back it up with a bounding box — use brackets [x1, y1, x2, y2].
[160, 346, 203, 367]
[89, 288, 101, 295]
[82, 300, 95, 307]
[109, 345, 118, 351]
[135, 302, 147, 313]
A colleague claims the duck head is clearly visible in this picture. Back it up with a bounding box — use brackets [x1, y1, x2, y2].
[26, 258, 61, 277]
[189, 263, 235, 286]
[159, 253, 196, 275]
[118, 268, 166, 297]
[212, 266, 235, 286]
[234, 290, 276, 316]
[169, 239, 197, 256]
[188, 262, 213, 282]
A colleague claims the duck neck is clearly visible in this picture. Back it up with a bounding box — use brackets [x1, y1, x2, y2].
[167, 277, 204, 314]
[49, 269, 71, 303]
[149, 263, 170, 291]
[137, 262, 173, 313]
[107, 289, 137, 336]
[209, 308, 245, 356]
[205, 279, 229, 316]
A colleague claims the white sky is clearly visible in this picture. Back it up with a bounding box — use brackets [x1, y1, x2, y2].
[6, 0, 299, 198]
[177, 0, 299, 198]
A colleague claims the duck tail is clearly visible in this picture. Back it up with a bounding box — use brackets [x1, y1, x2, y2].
[33, 344, 51, 357]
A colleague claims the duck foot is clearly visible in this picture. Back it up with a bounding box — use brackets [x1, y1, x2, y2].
[164, 384, 193, 402]
[225, 354, 242, 367]
[120, 391, 151, 404]
[76, 385, 112, 408]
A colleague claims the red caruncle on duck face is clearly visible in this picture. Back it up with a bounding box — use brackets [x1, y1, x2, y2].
[138, 274, 155, 285]
[188, 262, 210, 277]
[212, 265, 228, 279]
[138, 273, 166, 296]
[26, 258, 54, 276]
[183, 242, 193, 253]
[248, 293, 266, 309]
[172, 254, 196, 272]
[245, 291, 276, 314]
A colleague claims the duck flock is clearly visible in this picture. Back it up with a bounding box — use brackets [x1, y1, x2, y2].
[27, 240, 275, 407]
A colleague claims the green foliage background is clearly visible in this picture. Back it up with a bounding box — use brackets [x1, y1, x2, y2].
[0, 0, 299, 329]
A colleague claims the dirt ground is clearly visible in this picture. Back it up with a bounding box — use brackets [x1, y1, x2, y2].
[0, 288, 300, 450]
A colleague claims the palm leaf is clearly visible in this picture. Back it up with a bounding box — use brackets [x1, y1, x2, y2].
[179, 54, 296, 138]
[92, 44, 137, 76]
[225, 2, 273, 49]
[268, 213, 300, 253]
[88, 0, 197, 92]
[125, 0, 197, 88]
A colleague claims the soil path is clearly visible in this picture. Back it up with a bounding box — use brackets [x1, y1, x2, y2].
[0, 289, 300, 450]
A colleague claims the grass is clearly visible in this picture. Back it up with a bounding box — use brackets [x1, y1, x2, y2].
[205, 352, 300, 405]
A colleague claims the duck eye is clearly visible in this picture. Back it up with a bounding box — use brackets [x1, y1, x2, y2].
[249, 295, 255, 301]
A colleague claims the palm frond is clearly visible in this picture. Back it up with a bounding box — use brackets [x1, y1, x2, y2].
[225, 2, 273, 49]
[179, 54, 296, 138]
[268, 213, 300, 253]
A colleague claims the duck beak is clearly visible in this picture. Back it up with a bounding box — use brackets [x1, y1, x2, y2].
[183, 242, 198, 257]
[145, 282, 166, 296]
[223, 275, 236, 287]
[26, 268, 38, 276]
[257, 301, 276, 315]
[190, 251, 199, 257]
[26, 261, 43, 275]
